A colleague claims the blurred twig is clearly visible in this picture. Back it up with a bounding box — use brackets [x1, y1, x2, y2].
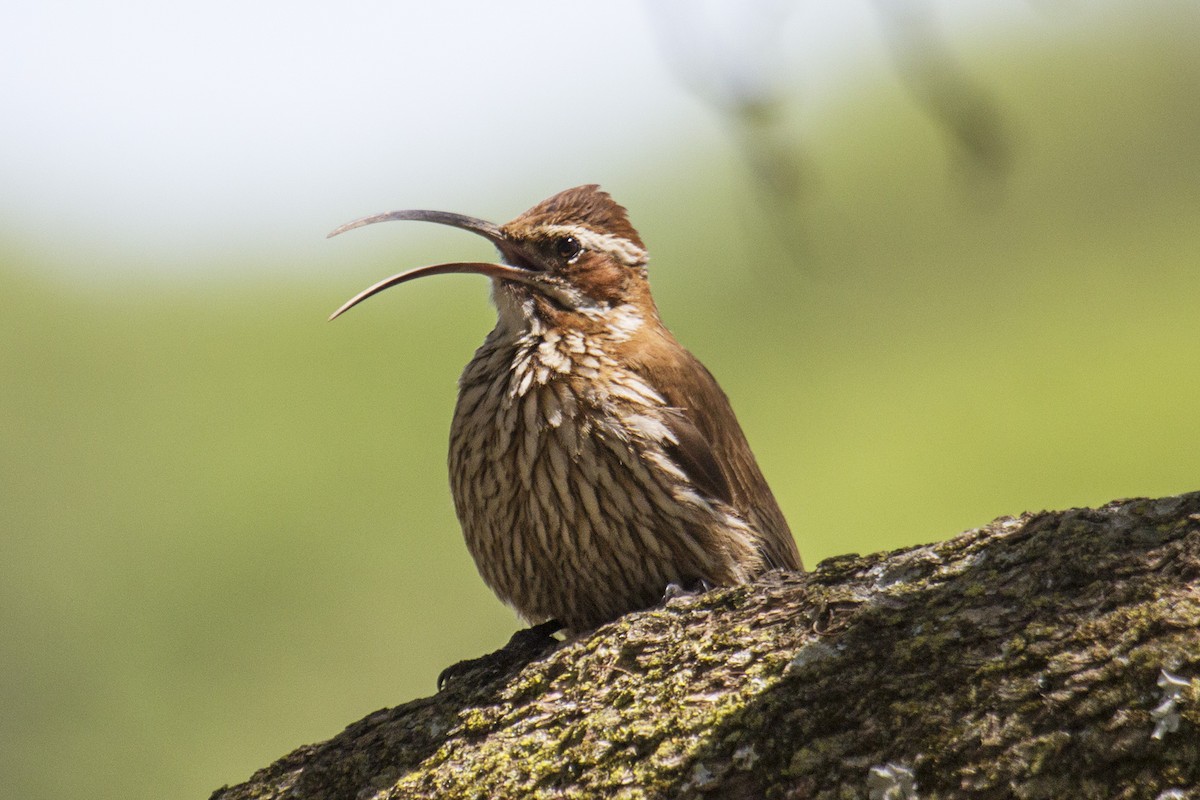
[871, 0, 1012, 189]
[643, 0, 812, 266]
[644, 0, 1012, 263]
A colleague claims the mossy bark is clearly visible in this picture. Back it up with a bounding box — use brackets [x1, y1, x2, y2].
[211, 493, 1200, 799]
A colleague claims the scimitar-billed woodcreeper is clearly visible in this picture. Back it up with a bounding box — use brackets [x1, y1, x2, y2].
[329, 185, 801, 633]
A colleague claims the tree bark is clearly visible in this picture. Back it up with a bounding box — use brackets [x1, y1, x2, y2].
[211, 493, 1200, 799]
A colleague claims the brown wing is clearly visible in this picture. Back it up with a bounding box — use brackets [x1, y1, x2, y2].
[659, 406, 733, 507]
[631, 327, 802, 572]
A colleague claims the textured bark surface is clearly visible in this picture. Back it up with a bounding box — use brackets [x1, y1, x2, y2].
[211, 493, 1200, 799]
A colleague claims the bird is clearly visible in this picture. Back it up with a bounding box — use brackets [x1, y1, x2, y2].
[329, 184, 800, 633]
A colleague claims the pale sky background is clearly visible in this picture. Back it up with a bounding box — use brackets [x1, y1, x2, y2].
[2, 0, 1123, 278]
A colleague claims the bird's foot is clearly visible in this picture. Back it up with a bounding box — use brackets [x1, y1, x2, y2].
[662, 578, 715, 603]
[437, 619, 564, 692]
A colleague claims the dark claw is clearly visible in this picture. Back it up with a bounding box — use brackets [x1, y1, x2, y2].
[437, 619, 564, 691]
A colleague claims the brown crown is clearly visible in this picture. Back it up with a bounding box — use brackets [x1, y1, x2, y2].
[511, 185, 646, 250]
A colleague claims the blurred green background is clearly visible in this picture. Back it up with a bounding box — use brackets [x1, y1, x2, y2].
[3, 3, 1199, 800]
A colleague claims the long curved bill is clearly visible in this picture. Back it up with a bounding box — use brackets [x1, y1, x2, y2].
[328, 208, 527, 320]
[327, 209, 506, 245]
[328, 261, 538, 321]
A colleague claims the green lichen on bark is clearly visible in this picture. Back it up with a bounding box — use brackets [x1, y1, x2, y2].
[211, 493, 1200, 799]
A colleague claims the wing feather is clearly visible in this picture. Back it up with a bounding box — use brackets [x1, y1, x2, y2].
[630, 327, 802, 571]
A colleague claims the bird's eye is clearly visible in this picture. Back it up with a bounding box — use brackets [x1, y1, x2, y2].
[555, 236, 582, 262]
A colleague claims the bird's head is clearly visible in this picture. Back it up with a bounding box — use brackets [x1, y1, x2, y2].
[328, 185, 656, 334]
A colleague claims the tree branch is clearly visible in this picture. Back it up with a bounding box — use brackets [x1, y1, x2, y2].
[212, 492, 1200, 799]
